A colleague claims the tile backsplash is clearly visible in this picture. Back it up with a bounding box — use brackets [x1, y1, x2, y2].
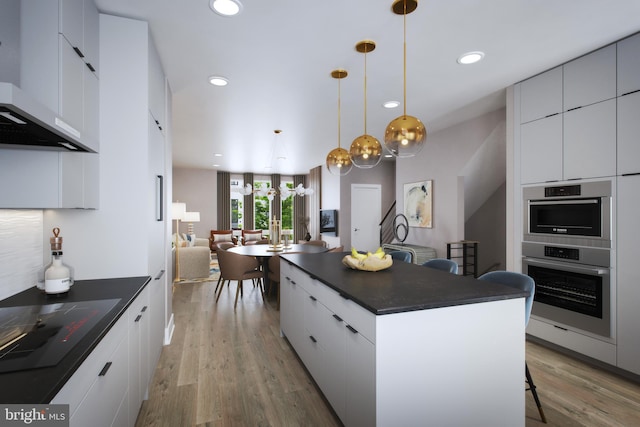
[0, 210, 43, 300]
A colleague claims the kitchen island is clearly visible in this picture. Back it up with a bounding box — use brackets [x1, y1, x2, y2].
[0, 276, 158, 427]
[279, 252, 527, 427]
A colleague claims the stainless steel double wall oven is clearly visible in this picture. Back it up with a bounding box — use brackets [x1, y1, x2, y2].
[522, 180, 613, 338]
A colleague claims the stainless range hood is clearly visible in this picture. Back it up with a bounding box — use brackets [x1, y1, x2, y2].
[0, 82, 93, 152]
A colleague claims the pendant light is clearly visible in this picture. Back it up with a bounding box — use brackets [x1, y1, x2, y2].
[384, 0, 426, 158]
[326, 69, 353, 176]
[350, 40, 382, 169]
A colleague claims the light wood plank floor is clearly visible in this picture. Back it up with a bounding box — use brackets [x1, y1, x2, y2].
[136, 279, 640, 427]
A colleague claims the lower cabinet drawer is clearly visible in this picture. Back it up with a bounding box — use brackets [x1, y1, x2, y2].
[51, 311, 128, 414]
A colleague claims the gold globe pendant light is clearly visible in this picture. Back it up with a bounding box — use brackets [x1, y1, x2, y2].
[350, 40, 382, 169]
[384, 0, 426, 158]
[326, 69, 353, 176]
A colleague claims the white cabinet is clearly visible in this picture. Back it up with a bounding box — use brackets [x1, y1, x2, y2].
[148, 41, 166, 131]
[20, 0, 100, 152]
[563, 99, 617, 180]
[520, 66, 563, 124]
[280, 260, 375, 427]
[51, 307, 130, 426]
[617, 32, 640, 96]
[563, 44, 617, 111]
[0, 149, 98, 209]
[129, 286, 151, 427]
[616, 175, 640, 375]
[617, 91, 640, 175]
[520, 115, 563, 184]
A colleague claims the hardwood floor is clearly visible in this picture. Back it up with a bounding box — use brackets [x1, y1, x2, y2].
[136, 279, 640, 426]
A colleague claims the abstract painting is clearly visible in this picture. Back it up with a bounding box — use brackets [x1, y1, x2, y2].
[404, 180, 433, 228]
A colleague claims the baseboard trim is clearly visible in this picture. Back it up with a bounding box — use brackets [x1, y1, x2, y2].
[164, 313, 175, 345]
[527, 334, 640, 384]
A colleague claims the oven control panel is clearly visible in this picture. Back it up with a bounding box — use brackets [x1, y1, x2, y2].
[544, 245, 580, 261]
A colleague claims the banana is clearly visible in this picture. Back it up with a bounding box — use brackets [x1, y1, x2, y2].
[351, 247, 367, 260]
[372, 247, 385, 259]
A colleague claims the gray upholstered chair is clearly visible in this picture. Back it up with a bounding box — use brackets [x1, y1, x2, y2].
[422, 258, 459, 274]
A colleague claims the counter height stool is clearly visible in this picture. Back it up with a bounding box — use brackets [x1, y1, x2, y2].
[389, 250, 412, 263]
[478, 271, 547, 423]
[422, 258, 459, 274]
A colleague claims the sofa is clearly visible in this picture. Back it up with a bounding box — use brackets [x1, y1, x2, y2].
[173, 234, 211, 280]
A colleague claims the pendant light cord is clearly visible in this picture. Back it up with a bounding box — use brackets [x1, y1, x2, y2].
[338, 76, 342, 148]
[364, 45, 368, 134]
[403, 0, 407, 117]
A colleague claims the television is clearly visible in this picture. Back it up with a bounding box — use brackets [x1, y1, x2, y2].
[320, 209, 338, 236]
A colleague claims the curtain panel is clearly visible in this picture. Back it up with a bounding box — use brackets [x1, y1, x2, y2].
[243, 172, 254, 229]
[217, 171, 231, 229]
[271, 174, 281, 222]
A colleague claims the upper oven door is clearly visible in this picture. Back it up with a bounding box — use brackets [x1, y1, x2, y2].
[523, 181, 611, 248]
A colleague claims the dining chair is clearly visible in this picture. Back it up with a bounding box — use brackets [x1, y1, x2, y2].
[422, 258, 459, 274]
[268, 255, 281, 310]
[328, 245, 344, 253]
[216, 249, 264, 309]
[478, 270, 546, 423]
[302, 240, 327, 247]
[389, 250, 412, 263]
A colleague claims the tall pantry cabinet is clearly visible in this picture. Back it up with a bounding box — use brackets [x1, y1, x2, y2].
[43, 12, 173, 420]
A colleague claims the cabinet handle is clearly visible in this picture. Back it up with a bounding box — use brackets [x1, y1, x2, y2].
[154, 270, 165, 280]
[85, 62, 96, 72]
[620, 89, 640, 97]
[285, 276, 291, 281]
[346, 324, 358, 334]
[73, 46, 85, 58]
[135, 314, 142, 322]
[309, 295, 317, 301]
[332, 314, 343, 322]
[339, 292, 349, 300]
[566, 106, 582, 112]
[621, 172, 640, 177]
[142, 306, 148, 312]
[309, 335, 317, 343]
[291, 280, 296, 285]
[98, 362, 112, 376]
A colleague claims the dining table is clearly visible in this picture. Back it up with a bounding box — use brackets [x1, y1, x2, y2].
[227, 243, 329, 293]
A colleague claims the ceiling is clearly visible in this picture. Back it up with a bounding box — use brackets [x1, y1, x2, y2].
[94, 0, 640, 176]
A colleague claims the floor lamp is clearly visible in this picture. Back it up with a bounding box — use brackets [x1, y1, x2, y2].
[172, 202, 186, 283]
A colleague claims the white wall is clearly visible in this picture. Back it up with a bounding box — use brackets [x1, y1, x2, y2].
[172, 167, 218, 238]
[397, 108, 506, 258]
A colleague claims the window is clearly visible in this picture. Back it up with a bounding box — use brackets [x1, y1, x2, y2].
[254, 180, 271, 230]
[281, 181, 293, 230]
[230, 178, 244, 229]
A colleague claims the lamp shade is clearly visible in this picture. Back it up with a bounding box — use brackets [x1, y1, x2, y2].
[350, 134, 382, 168]
[171, 202, 186, 221]
[384, 115, 426, 157]
[183, 211, 200, 222]
[326, 147, 353, 175]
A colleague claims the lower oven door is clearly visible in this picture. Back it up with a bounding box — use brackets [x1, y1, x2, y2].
[522, 256, 611, 338]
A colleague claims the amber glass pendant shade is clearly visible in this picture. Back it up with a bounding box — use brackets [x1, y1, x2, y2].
[350, 40, 382, 169]
[326, 146, 353, 175]
[350, 134, 382, 168]
[384, 0, 426, 158]
[326, 69, 353, 175]
[384, 114, 426, 157]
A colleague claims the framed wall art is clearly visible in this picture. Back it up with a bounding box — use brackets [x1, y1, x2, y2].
[404, 180, 433, 228]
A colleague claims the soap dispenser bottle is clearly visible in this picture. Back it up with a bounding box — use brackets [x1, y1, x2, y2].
[43, 228, 74, 295]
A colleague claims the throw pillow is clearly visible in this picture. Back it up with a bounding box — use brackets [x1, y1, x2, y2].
[213, 233, 232, 242]
[246, 233, 262, 241]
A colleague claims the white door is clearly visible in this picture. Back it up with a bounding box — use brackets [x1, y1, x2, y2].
[351, 184, 381, 252]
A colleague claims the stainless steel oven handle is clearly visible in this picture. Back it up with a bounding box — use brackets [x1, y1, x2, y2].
[523, 257, 609, 276]
[529, 199, 599, 206]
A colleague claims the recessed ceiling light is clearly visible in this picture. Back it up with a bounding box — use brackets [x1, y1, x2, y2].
[210, 0, 242, 17]
[383, 101, 400, 109]
[212, 164, 220, 167]
[214, 153, 222, 157]
[457, 51, 485, 65]
[384, 154, 393, 158]
[209, 76, 228, 86]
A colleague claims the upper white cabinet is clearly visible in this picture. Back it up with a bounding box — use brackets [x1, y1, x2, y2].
[617, 91, 640, 175]
[563, 44, 616, 111]
[148, 41, 166, 131]
[20, 0, 100, 152]
[0, 149, 98, 209]
[563, 99, 616, 180]
[520, 67, 563, 124]
[617, 32, 640, 96]
[520, 115, 563, 184]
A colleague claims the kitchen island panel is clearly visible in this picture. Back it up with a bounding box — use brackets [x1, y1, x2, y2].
[375, 298, 525, 426]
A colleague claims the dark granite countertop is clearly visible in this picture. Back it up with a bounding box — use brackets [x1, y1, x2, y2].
[0, 276, 151, 403]
[280, 252, 526, 315]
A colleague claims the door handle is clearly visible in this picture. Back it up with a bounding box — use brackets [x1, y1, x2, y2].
[354, 228, 359, 232]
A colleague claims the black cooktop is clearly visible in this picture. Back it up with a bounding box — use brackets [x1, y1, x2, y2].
[0, 298, 120, 373]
